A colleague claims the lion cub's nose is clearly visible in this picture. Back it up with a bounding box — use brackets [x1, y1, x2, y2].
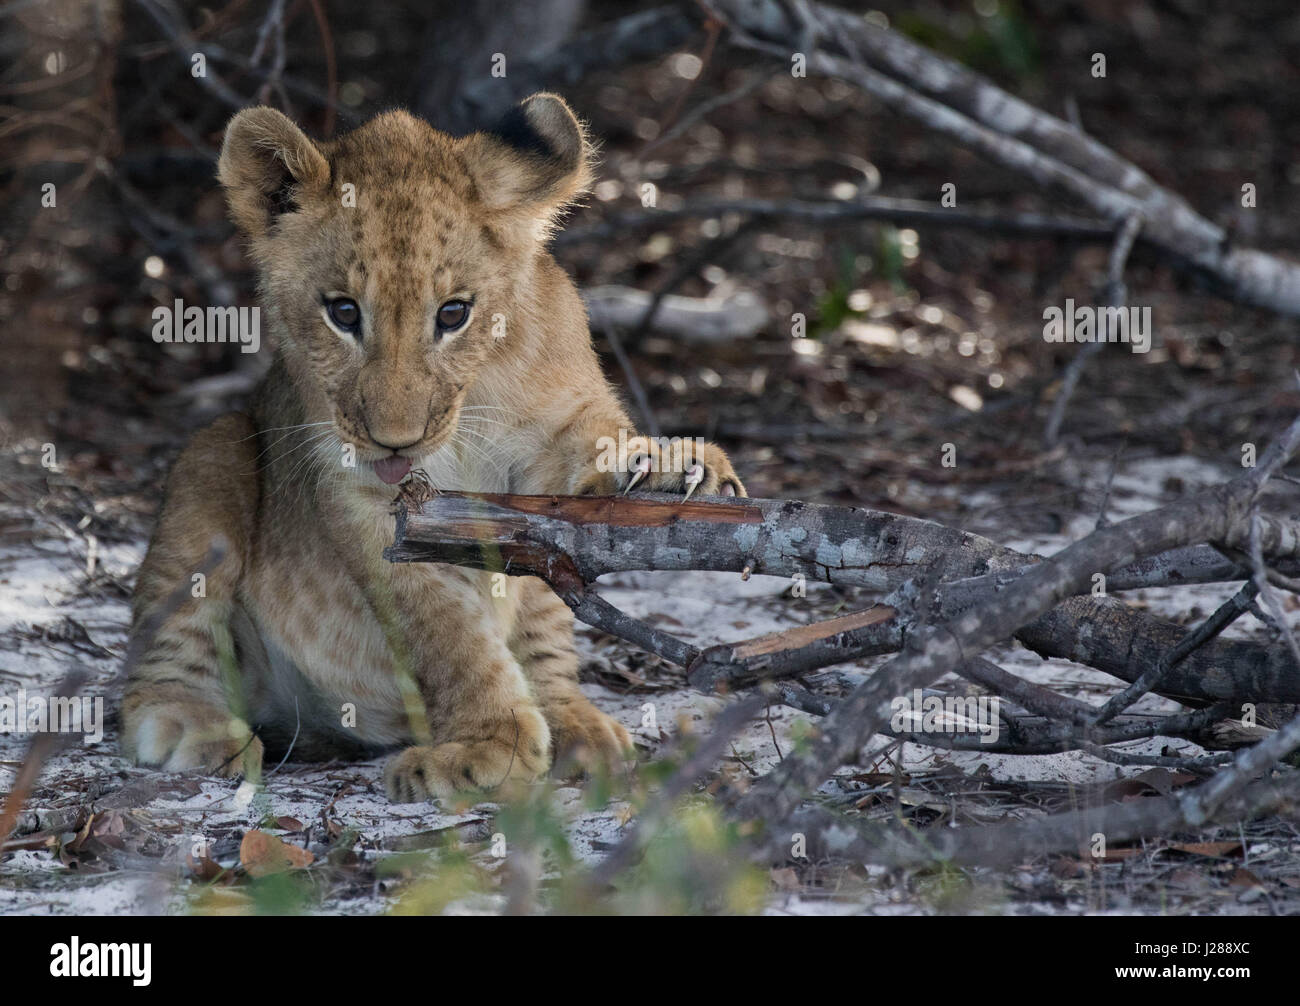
[363, 410, 425, 451]
[370, 432, 422, 451]
[359, 364, 428, 451]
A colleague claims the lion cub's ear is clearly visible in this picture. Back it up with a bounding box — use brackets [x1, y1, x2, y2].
[218, 107, 330, 237]
[462, 93, 594, 232]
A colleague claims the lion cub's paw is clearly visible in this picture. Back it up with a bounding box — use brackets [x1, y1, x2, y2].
[576, 436, 746, 499]
[123, 702, 263, 779]
[383, 707, 551, 803]
[548, 698, 635, 779]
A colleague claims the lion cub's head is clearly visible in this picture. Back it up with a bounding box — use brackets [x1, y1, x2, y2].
[217, 94, 592, 484]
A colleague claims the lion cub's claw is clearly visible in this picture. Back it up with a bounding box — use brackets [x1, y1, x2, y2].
[622, 452, 652, 494]
[583, 437, 746, 499]
[637, 442, 745, 498]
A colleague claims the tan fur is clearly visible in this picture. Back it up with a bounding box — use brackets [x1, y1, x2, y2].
[122, 95, 745, 801]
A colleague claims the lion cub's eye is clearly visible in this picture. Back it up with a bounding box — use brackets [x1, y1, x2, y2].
[436, 299, 471, 334]
[326, 297, 361, 333]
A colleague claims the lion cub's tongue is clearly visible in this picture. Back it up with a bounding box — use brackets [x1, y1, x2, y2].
[373, 455, 412, 485]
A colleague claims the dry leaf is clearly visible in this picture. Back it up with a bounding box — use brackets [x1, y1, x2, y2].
[1079, 843, 1145, 862]
[187, 854, 225, 881]
[1099, 768, 1197, 802]
[65, 814, 95, 853]
[239, 829, 314, 877]
[1166, 840, 1242, 858]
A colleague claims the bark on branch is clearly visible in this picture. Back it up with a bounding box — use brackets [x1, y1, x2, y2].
[386, 487, 1300, 706]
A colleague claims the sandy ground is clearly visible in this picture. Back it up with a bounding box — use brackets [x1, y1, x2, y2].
[0, 453, 1293, 914]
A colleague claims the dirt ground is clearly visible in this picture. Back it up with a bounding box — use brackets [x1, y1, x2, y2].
[3, 1, 1300, 914]
[3, 446, 1298, 914]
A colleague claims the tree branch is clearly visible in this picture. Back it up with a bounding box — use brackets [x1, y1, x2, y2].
[700, 0, 1300, 317]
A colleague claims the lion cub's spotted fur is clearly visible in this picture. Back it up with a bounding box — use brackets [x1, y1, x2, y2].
[122, 95, 745, 800]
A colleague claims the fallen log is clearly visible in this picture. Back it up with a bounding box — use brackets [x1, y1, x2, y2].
[385, 490, 1300, 706]
[385, 491, 1026, 592]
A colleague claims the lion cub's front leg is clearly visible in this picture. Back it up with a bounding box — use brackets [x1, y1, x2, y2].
[509, 578, 633, 777]
[122, 413, 264, 779]
[381, 573, 552, 802]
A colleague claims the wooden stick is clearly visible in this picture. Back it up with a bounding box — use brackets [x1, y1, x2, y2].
[386, 491, 1300, 704]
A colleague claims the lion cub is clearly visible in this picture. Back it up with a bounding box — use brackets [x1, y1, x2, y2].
[122, 94, 745, 801]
